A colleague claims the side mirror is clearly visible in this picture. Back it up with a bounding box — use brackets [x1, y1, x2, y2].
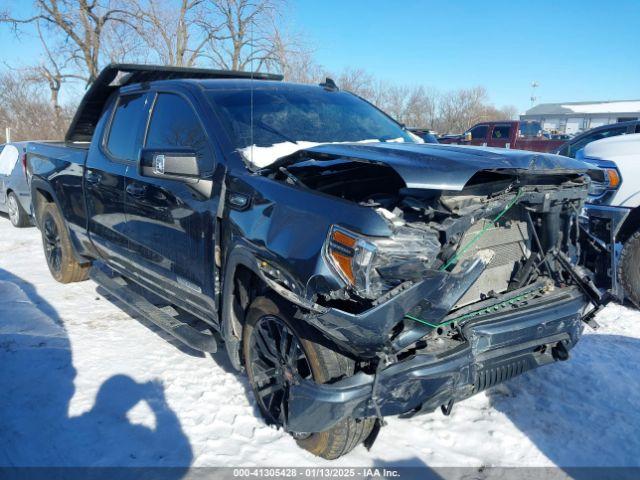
[464, 132, 472, 141]
[139, 148, 199, 181]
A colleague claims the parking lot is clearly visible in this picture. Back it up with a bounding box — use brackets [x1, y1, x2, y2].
[2, 218, 640, 469]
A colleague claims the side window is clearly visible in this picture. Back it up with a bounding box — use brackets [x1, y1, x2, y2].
[145, 93, 212, 173]
[469, 125, 488, 140]
[106, 93, 149, 161]
[568, 133, 599, 157]
[492, 125, 511, 139]
[598, 127, 627, 139]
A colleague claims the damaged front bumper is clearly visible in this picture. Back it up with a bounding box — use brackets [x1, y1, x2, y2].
[287, 286, 587, 433]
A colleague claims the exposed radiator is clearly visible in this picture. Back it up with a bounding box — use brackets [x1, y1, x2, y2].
[453, 214, 530, 308]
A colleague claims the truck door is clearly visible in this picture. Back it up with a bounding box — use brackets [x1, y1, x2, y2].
[85, 92, 151, 266]
[488, 124, 512, 149]
[123, 91, 219, 317]
[462, 124, 489, 146]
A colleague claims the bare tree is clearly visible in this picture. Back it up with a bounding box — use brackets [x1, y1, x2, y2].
[334, 68, 375, 98]
[133, 0, 221, 67]
[435, 86, 492, 134]
[23, 20, 84, 121]
[0, 70, 72, 141]
[499, 105, 519, 120]
[203, 0, 284, 71]
[270, 24, 321, 83]
[1, 0, 138, 83]
[401, 86, 438, 128]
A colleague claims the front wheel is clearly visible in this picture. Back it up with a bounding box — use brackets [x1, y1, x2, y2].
[7, 192, 29, 228]
[39, 203, 90, 283]
[243, 295, 375, 460]
[619, 230, 640, 308]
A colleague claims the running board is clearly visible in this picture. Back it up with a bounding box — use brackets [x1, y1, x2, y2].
[91, 266, 218, 353]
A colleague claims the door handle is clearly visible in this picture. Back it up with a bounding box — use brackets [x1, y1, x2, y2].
[85, 171, 102, 185]
[126, 183, 147, 198]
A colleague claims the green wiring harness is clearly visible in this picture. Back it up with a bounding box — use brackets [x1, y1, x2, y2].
[405, 188, 525, 329]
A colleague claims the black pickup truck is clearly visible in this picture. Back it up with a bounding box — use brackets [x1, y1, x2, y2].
[28, 64, 607, 459]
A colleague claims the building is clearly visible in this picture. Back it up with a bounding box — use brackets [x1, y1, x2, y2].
[520, 100, 640, 135]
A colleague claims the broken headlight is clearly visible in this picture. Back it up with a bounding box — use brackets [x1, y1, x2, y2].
[324, 224, 441, 299]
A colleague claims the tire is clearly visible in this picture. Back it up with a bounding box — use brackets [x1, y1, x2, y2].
[619, 230, 640, 308]
[243, 295, 375, 460]
[7, 191, 29, 228]
[39, 202, 90, 284]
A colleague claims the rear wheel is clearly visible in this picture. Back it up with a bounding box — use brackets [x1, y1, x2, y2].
[619, 230, 640, 308]
[243, 295, 375, 460]
[7, 192, 29, 228]
[39, 203, 89, 283]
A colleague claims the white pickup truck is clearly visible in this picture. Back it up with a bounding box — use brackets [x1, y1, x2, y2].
[580, 133, 640, 306]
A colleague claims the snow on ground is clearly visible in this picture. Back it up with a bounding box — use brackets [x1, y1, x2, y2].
[1, 218, 640, 469]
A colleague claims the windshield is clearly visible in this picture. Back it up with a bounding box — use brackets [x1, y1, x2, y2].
[207, 86, 415, 168]
[518, 121, 542, 137]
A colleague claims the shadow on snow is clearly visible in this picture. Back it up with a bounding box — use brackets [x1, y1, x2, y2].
[0, 268, 193, 474]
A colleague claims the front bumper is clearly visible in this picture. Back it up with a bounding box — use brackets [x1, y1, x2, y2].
[287, 286, 587, 433]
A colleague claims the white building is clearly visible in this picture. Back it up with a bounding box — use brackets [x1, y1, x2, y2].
[520, 100, 640, 135]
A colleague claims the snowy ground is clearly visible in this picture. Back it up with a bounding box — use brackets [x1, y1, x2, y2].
[1, 218, 640, 470]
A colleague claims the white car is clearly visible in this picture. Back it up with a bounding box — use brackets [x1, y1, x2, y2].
[581, 133, 640, 306]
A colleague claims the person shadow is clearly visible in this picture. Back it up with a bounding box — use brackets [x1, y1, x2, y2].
[486, 324, 640, 475]
[0, 268, 193, 474]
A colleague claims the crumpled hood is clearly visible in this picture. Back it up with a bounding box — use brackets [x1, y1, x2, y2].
[301, 142, 592, 190]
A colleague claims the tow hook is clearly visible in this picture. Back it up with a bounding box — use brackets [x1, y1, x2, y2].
[441, 399, 455, 416]
[552, 341, 570, 361]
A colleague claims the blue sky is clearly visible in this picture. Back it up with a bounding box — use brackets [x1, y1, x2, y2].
[1, 0, 638, 113]
[292, 0, 640, 113]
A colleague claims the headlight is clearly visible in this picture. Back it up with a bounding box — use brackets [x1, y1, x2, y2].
[588, 168, 621, 199]
[325, 226, 377, 296]
[324, 224, 441, 299]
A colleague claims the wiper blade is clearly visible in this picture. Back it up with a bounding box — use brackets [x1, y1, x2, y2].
[256, 120, 298, 144]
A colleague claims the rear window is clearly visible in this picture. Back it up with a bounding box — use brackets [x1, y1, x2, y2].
[518, 122, 542, 137]
[106, 93, 149, 161]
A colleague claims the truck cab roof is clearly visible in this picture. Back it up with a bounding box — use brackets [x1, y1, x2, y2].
[66, 64, 283, 143]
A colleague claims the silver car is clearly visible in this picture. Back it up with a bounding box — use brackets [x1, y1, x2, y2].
[0, 142, 33, 227]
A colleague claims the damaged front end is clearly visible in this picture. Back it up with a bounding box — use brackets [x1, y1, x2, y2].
[257, 144, 608, 435]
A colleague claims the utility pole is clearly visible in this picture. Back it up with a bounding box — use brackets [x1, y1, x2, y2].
[530, 81, 539, 108]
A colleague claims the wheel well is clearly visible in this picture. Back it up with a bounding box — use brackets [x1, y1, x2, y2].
[230, 265, 267, 336]
[618, 207, 640, 244]
[32, 188, 54, 223]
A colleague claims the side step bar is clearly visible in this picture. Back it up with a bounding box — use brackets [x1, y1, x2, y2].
[91, 266, 218, 353]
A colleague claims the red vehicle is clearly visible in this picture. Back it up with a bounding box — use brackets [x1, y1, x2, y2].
[439, 121, 566, 153]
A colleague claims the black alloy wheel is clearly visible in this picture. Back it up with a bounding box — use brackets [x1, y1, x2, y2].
[247, 314, 312, 437]
[42, 212, 62, 275]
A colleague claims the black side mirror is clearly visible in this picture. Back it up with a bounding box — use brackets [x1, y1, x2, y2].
[139, 148, 199, 182]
